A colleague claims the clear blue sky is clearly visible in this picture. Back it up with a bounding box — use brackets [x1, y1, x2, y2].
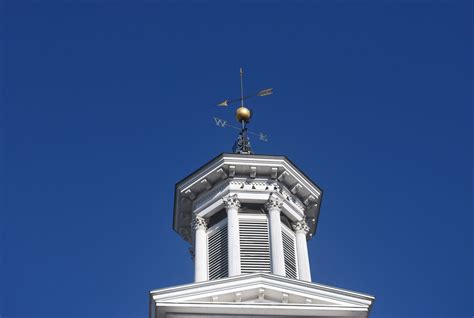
[1, 1, 472, 318]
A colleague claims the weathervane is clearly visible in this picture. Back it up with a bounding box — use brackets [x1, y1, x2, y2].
[214, 68, 272, 154]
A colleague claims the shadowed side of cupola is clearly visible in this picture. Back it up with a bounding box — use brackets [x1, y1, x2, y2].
[173, 153, 323, 283]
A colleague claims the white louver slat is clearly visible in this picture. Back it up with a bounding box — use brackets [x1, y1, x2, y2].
[282, 224, 298, 279]
[239, 215, 271, 274]
[207, 220, 228, 280]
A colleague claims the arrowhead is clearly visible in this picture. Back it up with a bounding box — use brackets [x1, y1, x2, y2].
[217, 100, 228, 107]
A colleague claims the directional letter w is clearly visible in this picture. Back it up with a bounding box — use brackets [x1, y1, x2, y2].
[214, 117, 228, 128]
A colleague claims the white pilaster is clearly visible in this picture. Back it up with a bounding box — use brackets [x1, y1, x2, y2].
[192, 215, 208, 282]
[223, 194, 241, 276]
[265, 194, 286, 276]
[293, 220, 311, 282]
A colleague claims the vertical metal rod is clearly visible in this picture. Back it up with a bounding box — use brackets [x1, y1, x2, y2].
[240, 67, 244, 107]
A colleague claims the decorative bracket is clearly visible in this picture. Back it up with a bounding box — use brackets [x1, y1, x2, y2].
[200, 178, 212, 190]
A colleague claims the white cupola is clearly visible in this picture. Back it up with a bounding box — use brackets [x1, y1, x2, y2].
[173, 153, 323, 283]
[151, 70, 374, 318]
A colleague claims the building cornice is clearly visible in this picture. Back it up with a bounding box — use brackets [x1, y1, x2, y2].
[150, 272, 375, 318]
[173, 153, 323, 243]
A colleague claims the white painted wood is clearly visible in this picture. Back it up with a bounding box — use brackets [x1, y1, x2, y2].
[281, 224, 298, 279]
[293, 220, 312, 282]
[193, 181, 306, 222]
[265, 195, 286, 276]
[223, 194, 241, 276]
[192, 215, 208, 282]
[238, 214, 271, 274]
[150, 273, 375, 318]
[152, 153, 377, 317]
[207, 219, 228, 280]
[174, 154, 323, 244]
[194, 226, 207, 282]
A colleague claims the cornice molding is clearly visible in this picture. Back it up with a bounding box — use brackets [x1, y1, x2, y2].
[151, 273, 375, 307]
[174, 153, 323, 243]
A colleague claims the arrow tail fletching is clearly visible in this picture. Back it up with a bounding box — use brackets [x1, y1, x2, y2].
[257, 88, 273, 97]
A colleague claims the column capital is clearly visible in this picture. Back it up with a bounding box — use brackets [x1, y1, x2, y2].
[265, 194, 283, 211]
[223, 194, 241, 209]
[292, 219, 310, 234]
[191, 215, 208, 231]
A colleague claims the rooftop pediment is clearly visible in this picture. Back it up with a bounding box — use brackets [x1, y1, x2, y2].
[150, 273, 374, 317]
[173, 153, 323, 243]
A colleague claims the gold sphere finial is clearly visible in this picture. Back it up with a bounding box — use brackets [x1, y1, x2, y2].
[235, 106, 252, 123]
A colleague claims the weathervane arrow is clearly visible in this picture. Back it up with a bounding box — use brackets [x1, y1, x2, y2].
[213, 68, 272, 154]
[217, 87, 273, 107]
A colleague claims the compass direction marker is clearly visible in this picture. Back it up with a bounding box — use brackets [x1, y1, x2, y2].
[213, 117, 229, 128]
[214, 68, 272, 154]
[213, 117, 268, 142]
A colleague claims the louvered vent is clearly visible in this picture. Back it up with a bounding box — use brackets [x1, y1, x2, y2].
[282, 225, 298, 279]
[239, 215, 271, 274]
[207, 221, 228, 280]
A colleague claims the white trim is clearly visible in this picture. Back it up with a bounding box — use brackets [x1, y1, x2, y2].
[155, 302, 370, 317]
[195, 188, 304, 223]
[178, 155, 322, 199]
[151, 273, 375, 305]
[151, 273, 374, 318]
[174, 154, 324, 243]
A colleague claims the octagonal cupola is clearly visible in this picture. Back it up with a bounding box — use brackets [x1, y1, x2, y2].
[151, 69, 375, 318]
[173, 153, 323, 282]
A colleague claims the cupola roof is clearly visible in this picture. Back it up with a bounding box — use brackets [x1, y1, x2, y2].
[173, 153, 323, 243]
